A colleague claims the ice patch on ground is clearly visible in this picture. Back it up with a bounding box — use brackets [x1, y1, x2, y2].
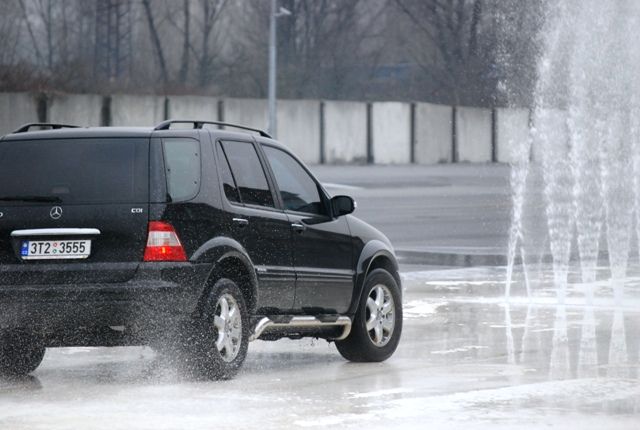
[424, 280, 497, 286]
[474, 296, 640, 311]
[57, 347, 94, 355]
[295, 414, 363, 427]
[346, 388, 413, 399]
[293, 378, 640, 429]
[403, 300, 447, 318]
[430, 345, 489, 355]
[401, 266, 505, 283]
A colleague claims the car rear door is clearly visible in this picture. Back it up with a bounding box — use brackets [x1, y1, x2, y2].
[214, 139, 296, 312]
[0, 137, 150, 285]
[259, 143, 354, 314]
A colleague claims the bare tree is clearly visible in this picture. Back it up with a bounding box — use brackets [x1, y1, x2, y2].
[392, 0, 495, 105]
[490, 0, 545, 107]
[179, 0, 191, 84]
[195, 0, 227, 88]
[391, 0, 545, 106]
[0, 0, 544, 105]
[35, 0, 55, 70]
[142, 0, 169, 86]
[233, 0, 384, 100]
[17, 0, 45, 68]
[93, 0, 135, 83]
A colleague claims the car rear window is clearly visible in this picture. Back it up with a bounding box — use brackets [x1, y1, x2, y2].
[0, 138, 148, 204]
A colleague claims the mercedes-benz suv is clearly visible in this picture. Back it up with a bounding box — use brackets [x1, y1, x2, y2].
[0, 120, 402, 379]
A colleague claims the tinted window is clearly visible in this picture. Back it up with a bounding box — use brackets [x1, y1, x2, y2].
[217, 142, 240, 203]
[0, 138, 148, 204]
[220, 141, 274, 208]
[263, 145, 324, 215]
[163, 138, 200, 202]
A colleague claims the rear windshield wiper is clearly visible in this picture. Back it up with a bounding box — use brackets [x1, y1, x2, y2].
[0, 195, 63, 203]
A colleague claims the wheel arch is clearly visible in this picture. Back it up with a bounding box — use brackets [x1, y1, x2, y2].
[348, 240, 401, 315]
[192, 237, 258, 315]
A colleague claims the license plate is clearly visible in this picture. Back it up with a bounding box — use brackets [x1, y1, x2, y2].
[20, 240, 91, 260]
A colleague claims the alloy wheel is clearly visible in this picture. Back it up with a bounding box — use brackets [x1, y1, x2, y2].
[365, 284, 396, 347]
[213, 293, 243, 362]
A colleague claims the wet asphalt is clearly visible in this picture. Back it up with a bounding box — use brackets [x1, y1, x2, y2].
[1, 264, 639, 429]
[316, 164, 512, 254]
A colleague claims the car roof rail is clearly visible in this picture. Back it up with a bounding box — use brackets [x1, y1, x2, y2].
[154, 119, 272, 138]
[12, 123, 81, 133]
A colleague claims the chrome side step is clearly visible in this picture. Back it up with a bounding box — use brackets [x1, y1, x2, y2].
[250, 316, 352, 342]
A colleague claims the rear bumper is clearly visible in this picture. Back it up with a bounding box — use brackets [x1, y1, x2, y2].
[0, 262, 212, 330]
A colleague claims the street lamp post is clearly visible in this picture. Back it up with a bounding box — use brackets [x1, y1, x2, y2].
[267, 0, 290, 138]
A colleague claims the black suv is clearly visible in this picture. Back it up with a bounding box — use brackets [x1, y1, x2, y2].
[0, 120, 402, 379]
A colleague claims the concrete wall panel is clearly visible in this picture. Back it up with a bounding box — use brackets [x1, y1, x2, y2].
[168, 96, 218, 122]
[496, 108, 530, 163]
[49, 94, 102, 127]
[276, 99, 321, 164]
[324, 101, 367, 163]
[372, 102, 411, 164]
[0, 92, 40, 136]
[456, 106, 492, 162]
[110, 94, 165, 126]
[224, 98, 268, 133]
[415, 102, 453, 164]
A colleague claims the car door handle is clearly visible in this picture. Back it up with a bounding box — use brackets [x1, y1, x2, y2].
[291, 223, 306, 233]
[233, 218, 249, 227]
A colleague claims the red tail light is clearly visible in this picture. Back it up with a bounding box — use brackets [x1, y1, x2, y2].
[143, 221, 187, 262]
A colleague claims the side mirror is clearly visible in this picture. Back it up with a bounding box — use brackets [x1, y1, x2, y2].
[331, 195, 356, 217]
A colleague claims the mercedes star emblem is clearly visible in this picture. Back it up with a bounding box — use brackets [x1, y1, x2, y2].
[50, 206, 63, 220]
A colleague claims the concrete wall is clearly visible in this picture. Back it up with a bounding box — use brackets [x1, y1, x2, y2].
[455, 106, 492, 162]
[168, 96, 218, 123]
[224, 98, 268, 133]
[277, 99, 321, 164]
[110, 94, 165, 126]
[0, 92, 40, 135]
[323, 101, 367, 163]
[0, 91, 539, 166]
[415, 102, 453, 164]
[496, 108, 530, 163]
[48, 94, 103, 127]
[371, 102, 411, 164]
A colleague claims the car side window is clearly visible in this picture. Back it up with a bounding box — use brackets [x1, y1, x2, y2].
[216, 142, 241, 204]
[220, 141, 275, 208]
[162, 138, 200, 202]
[262, 145, 325, 215]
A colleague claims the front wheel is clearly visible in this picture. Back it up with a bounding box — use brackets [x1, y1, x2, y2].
[0, 331, 46, 376]
[336, 269, 402, 362]
[181, 278, 249, 380]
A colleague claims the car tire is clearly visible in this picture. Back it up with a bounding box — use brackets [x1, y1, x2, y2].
[0, 331, 46, 376]
[336, 268, 402, 362]
[181, 278, 249, 380]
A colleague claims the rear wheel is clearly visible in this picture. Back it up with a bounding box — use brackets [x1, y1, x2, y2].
[0, 331, 46, 376]
[336, 269, 402, 362]
[181, 278, 249, 380]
